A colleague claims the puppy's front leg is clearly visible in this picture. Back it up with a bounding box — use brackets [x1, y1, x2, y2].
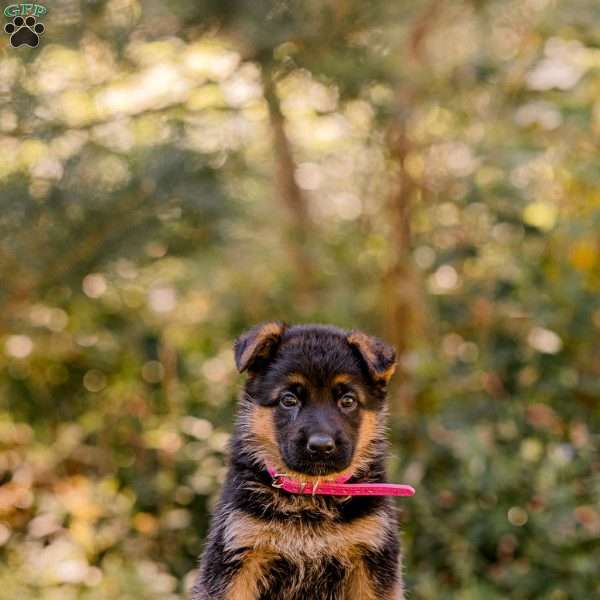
[222, 550, 272, 600]
[192, 549, 271, 600]
[345, 553, 404, 600]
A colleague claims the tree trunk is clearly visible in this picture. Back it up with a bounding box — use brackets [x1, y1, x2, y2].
[382, 102, 424, 418]
[262, 68, 315, 300]
[382, 0, 446, 417]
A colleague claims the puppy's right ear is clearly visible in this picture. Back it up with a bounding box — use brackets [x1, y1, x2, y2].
[234, 321, 287, 373]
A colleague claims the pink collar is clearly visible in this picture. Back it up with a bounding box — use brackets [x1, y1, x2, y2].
[266, 465, 415, 498]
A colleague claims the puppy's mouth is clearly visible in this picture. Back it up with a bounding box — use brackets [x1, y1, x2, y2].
[281, 454, 352, 476]
[294, 462, 344, 476]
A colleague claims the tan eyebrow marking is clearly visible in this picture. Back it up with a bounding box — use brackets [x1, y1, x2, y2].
[270, 373, 308, 401]
[286, 372, 308, 386]
[332, 373, 353, 386]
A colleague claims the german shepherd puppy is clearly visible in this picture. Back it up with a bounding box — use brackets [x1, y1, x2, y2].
[192, 322, 405, 600]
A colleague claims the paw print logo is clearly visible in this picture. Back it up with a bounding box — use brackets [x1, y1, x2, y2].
[4, 15, 45, 48]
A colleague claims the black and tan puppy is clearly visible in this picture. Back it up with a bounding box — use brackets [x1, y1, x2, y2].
[192, 322, 405, 600]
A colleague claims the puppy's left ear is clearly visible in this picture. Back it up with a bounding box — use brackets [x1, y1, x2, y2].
[347, 330, 397, 385]
[234, 321, 287, 373]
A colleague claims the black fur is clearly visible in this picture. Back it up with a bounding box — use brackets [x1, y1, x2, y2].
[192, 323, 404, 600]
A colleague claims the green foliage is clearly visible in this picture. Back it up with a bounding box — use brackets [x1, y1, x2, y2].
[1, 0, 600, 598]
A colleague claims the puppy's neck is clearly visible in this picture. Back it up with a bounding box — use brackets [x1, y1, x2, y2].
[227, 438, 388, 519]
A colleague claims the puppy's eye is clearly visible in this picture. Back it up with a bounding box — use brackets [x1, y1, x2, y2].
[280, 392, 299, 408]
[338, 394, 357, 411]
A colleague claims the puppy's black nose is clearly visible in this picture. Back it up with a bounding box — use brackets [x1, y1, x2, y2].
[307, 433, 336, 455]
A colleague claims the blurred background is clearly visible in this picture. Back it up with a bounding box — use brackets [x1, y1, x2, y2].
[1, 0, 599, 598]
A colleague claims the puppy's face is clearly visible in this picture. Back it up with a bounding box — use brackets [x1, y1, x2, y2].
[235, 323, 396, 477]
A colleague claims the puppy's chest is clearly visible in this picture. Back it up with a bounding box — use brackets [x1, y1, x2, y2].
[258, 555, 348, 600]
[224, 507, 386, 562]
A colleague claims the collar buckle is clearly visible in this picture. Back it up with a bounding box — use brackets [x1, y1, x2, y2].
[271, 472, 288, 489]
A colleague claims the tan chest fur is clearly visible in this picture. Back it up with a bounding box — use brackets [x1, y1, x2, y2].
[223, 507, 389, 562]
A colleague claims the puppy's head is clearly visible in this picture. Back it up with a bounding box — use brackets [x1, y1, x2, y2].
[235, 322, 396, 478]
